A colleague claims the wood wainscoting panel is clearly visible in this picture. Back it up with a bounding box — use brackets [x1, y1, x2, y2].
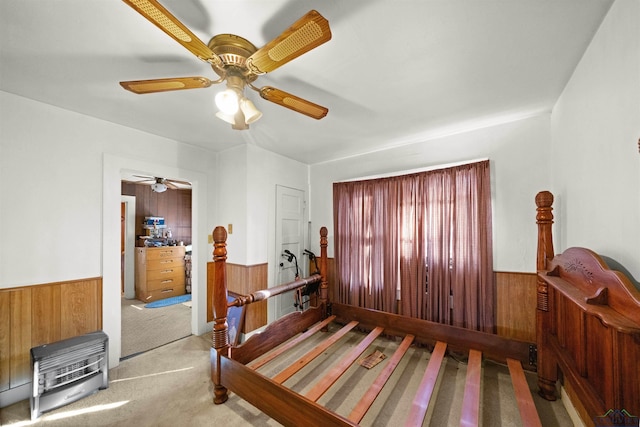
[10, 288, 32, 389]
[227, 263, 267, 332]
[60, 280, 102, 339]
[0, 291, 10, 391]
[207, 262, 268, 332]
[32, 285, 62, 347]
[0, 277, 102, 394]
[496, 271, 537, 343]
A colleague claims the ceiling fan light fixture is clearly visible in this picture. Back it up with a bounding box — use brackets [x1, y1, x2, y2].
[215, 89, 239, 115]
[151, 182, 168, 193]
[240, 98, 262, 124]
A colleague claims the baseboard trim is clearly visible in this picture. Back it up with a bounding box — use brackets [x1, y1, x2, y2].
[0, 382, 30, 408]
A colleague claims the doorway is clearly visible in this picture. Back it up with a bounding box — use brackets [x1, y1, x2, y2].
[120, 179, 193, 359]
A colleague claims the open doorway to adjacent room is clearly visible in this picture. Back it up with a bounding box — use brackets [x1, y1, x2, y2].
[119, 174, 193, 359]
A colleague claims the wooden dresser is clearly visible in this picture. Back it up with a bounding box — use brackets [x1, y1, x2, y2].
[135, 246, 186, 302]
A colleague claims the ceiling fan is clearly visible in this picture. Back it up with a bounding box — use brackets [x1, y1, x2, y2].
[119, 0, 332, 130]
[129, 175, 191, 192]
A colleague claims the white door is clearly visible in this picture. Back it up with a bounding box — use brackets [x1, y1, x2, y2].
[271, 185, 306, 322]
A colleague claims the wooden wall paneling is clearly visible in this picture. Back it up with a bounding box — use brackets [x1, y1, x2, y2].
[0, 291, 10, 392]
[0, 278, 102, 396]
[226, 263, 268, 333]
[31, 285, 62, 347]
[122, 182, 192, 245]
[10, 288, 32, 389]
[159, 188, 172, 227]
[175, 191, 192, 244]
[245, 264, 267, 332]
[495, 272, 536, 342]
[60, 279, 101, 339]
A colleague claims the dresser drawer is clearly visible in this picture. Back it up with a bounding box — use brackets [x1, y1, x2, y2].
[146, 267, 184, 281]
[145, 246, 185, 261]
[146, 275, 185, 292]
[147, 257, 185, 270]
[141, 287, 185, 302]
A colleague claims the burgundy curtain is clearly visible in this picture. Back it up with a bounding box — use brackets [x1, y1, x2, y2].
[333, 160, 494, 332]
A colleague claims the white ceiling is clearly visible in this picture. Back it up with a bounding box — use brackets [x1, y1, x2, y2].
[0, 0, 613, 165]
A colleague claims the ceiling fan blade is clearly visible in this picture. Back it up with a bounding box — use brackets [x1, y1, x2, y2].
[259, 86, 328, 120]
[122, 0, 222, 66]
[246, 10, 331, 75]
[167, 178, 192, 186]
[164, 181, 179, 190]
[120, 76, 214, 94]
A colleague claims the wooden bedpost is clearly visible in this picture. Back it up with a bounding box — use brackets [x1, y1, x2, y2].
[535, 191, 557, 401]
[319, 226, 329, 318]
[211, 226, 229, 404]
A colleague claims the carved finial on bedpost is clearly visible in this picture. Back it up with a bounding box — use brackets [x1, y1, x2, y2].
[535, 191, 555, 272]
[319, 227, 329, 319]
[211, 226, 229, 404]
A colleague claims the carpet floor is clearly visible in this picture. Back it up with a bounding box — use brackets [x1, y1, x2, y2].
[1, 327, 575, 427]
[120, 296, 191, 359]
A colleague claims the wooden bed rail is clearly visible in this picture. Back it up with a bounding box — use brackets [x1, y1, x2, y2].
[229, 274, 321, 308]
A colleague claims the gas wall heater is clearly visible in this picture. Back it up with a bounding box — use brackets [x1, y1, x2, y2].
[30, 330, 109, 420]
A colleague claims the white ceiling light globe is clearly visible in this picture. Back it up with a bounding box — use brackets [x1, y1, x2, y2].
[215, 90, 239, 115]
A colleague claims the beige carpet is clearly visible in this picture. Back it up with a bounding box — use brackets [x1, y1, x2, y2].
[120, 297, 192, 359]
[1, 328, 574, 426]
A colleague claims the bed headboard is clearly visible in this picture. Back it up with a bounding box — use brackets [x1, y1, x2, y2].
[535, 191, 640, 426]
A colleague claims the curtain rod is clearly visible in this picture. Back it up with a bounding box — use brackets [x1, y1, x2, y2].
[337, 158, 489, 183]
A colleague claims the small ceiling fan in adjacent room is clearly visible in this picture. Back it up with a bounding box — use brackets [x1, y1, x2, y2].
[119, 0, 332, 129]
[128, 175, 191, 192]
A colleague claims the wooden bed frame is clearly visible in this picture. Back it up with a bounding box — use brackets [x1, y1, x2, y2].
[209, 226, 545, 426]
[535, 191, 640, 426]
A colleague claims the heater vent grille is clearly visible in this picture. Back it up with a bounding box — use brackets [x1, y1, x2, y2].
[30, 331, 109, 420]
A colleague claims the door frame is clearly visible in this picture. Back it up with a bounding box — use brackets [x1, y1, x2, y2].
[121, 195, 136, 299]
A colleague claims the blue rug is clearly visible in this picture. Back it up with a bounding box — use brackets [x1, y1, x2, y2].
[145, 294, 191, 308]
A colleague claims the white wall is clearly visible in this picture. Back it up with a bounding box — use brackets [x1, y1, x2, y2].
[309, 114, 552, 273]
[0, 91, 219, 368]
[218, 143, 309, 283]
[218, 145, 249, 264]
[550, 0, 640, 280]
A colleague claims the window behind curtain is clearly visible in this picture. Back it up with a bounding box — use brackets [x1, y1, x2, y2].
[333, 160, 494, 333]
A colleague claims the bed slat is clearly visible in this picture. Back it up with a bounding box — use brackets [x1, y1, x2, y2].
[348, 334, 415, 423]
[305, 326, 384, 402]
[460, 349, 483, 427]
[272, 320, 359, 384]
[249, 315, 337, 370]
[404, 340, 448, 427]
[507, 358, 542, 427]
